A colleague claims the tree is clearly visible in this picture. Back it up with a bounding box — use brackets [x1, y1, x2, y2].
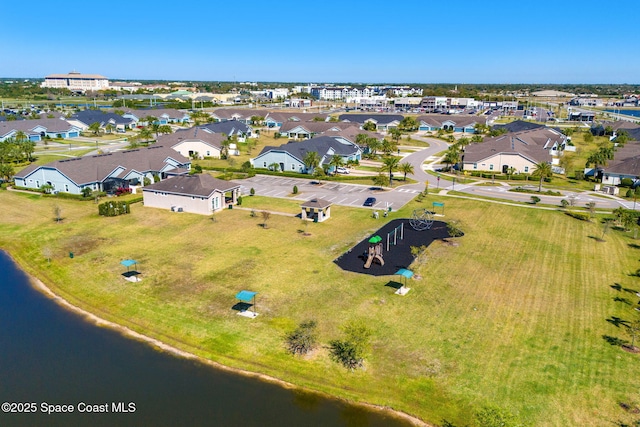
[372, 173, 389, 187]
[365, 137, 381, 157]
[388, 127, 402, 144]
[624, 318, 640, 351]
[105, 123, 115, 134]
[221, 138, 231, 159]
[328, 154, 344, 174]
[53, 204, 62, 223]
[40, 183, 54, 194]
[157, 124, 172, 136]
[136, 127, 154, 145]
[88, 122, 101, 136]
[381, 138, 397, 156]
[398, 162, 414, 181]
[398, 116, 418, 132]
[506, 166, 516, 179]
[380, 156, 400, 186]
[14, 131, 28, 143]
[355, 133, 368, 147]
[531, 161, 553, 192]
[362, 121, 377, 131]
[0, 163, 14, 181]
[328, 321, 372, 370]
[261, 210, 271, 228]
[471, 134, 484, 143]
[585, 201, 596, 219]
[143, 115, 157, 127]
[268, 162, 280, 172]
[286, 320, 318, 355]
[443, 145, 461, 172]
[303, 151, 321, 173]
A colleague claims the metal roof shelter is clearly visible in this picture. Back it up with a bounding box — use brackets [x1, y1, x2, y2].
[393, 268, 413, 296]
[235, 290, 258, 318]
[120, 259, 137, 272]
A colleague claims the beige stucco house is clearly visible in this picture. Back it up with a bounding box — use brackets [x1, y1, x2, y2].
[158, 127, 225, 160]
[142, 174, 240, 215]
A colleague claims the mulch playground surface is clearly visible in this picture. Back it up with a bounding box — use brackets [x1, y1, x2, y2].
[333, 218, 452, 277]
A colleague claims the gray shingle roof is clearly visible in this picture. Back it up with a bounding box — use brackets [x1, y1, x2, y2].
[0, 118, 79, 137]
[463, 133, 552, 164]
[199, 121, 251, 135]
[418, 114, 486, 128]
[256, 136, 360, 163]
[71, 110, 133, 126]
[279, 121, 348, 134]
[301, 198, 332, 209]
[493, 120, 545, 133]
[15, 145, 189, 185]
[338, 114, 404, 124]
[142, 173, 239, 197]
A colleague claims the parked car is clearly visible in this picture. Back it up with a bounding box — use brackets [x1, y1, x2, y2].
[363, 197, 376, 207]
[336, 167, 349, 174]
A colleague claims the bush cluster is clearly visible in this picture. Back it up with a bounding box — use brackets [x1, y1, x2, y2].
[565, 211, 590, 221]
[98, 201, 130, 217]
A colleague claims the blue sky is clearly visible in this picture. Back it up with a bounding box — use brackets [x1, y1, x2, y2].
[2, 0, 639, 84]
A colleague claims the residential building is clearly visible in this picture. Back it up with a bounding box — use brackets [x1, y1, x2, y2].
[251, 136, 362, 174]
[0, 119, 82, 142]
[338, 114, 404, 131]
[418, 114, 485, 133]
[122, 109, 191, 125]
[278, 121, 349, 140]
[14, 145, 190, 194]
[158, 127, 225, 159]
[68, 110, 135, 132]
[142, 173, 240, 215]
[199, 121, 254, 141]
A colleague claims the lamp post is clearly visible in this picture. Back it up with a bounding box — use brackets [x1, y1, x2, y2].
[452, 177, 455, 191]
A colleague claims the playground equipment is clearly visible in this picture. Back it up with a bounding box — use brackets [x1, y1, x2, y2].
[409, 208, 434, 231]
[364, 235, 384, 268]
[386, 222, 404, 251]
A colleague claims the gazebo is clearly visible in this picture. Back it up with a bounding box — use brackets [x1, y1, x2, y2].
[300, 198, 332, 222]
[235, 290, 258, 318]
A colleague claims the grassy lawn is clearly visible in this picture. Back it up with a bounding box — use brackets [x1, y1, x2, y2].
[1, 190, 640, 426]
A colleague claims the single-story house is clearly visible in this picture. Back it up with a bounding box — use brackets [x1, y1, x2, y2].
[209, 109, 270, 124]
[14, 145, 190, 195]
[0, 118, 82, 142]
[122, 108, 191, 125]
[142, 173, 240, 215]
[199, 121, 254, 141]
[251, 136, 362, 174]
[338, 114, 405, 131]
[263, 112, 329, 129]
[158, 127, 225, 159]
[278, 121, 349, 139]
[68, 110, 135, 133]
[418, 114, 485, 133]
[462, 133, 553, 174]
[492, 120, 546, 134]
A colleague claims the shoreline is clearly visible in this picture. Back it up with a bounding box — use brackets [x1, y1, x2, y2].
[8, 251, 429, 427]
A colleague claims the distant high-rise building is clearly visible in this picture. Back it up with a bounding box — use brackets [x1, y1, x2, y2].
[41, 71, 109, 92]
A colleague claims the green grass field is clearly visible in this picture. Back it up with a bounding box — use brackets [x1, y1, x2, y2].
[1, 189, 639, 426]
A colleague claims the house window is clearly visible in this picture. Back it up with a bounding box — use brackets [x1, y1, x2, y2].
[473, 163, 477, 170]
[206, 151, 210, 156]
[489, 164, 494, 170]
[65, 184, 69, 192]
[524, 166, 529, 173]
[263, 162, 267, 167]
[36, 181, 40, 187]
[292, 164, 295, 170]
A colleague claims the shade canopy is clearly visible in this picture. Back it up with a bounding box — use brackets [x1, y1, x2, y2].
[235, 290, 257, 302]
[368, 235, 382, 244]
[395, 268, 414, 279]
[121, 259, 137, 267]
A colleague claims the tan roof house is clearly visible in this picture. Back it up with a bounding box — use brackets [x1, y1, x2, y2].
[159, 127, 225, 159]
[142, 174, 241, 215]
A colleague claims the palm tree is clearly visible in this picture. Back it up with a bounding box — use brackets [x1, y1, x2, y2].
[532, 161, 553, 192]
[268, 162, 280, 172]
[88, 122, 102, 136]
[14, 131, 28, 143]
[303, 151, 321, 174]
[136, 127, 154, 145]
[355, 133, 368, 148]
[328, 154, 344, 174]
[105, 123, 115, 134]
[506, 166, 516, 180]
[381, 138, 397, 156]
[388, 128, 402, 144]
[157, 124, 172, 136]
[220, 139, 231, 159]
[380, 156, 400, 186]
[398, 162, 414, 181]
[443, 145, 461, 172]
[366, 138, 381, 157]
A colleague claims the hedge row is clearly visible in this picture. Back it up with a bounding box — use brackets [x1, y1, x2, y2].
[565, 211, 590, 221]
[98, 201, 131, 217]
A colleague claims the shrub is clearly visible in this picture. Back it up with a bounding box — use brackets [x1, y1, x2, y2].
[292, 185, 298, 194]
[621, 178, 634, 187]
[114, 187, 132, 197]
[530, 196, 541, 204]
[329, 321, 372, 370]
[560, 199, 569, 208]
[565, 211, 590, 221]
[286, 320, 318, 356]
[250, 187, 255, 196]
[81, 187, 93, 198]
[237, 195, 242, 206]
[98, 201, 130, 217]
[626, 189, 634, 198]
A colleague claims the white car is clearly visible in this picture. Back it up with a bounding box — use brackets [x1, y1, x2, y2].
[335, 167, 350, 174]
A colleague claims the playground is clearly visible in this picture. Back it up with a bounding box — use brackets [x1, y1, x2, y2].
[333, 218, 452, 277]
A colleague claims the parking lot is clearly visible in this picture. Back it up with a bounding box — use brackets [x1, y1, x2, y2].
[236, 176, 421, 211]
